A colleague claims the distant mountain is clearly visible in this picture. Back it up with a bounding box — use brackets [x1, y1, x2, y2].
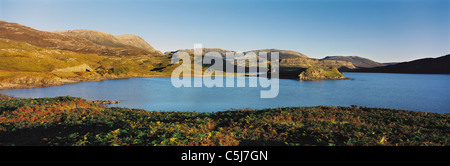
[165, 48, 308, 59]
[164, 48, 234, 56]
[280, 57, 356, 70]
[53, 29, 136, 49]
[352, 54, 450, 74]
[383, 62, 401, 66]
[322, 56, 386, 68]
[0, 20, 157, 56]
[245, 49, 308, 59]
[165, 48, 356, 76]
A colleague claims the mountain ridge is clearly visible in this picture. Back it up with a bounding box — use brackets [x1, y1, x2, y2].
[0, 20, 158, 56]
[117, 34, 157, 53]
[53, 29, 158, 53]
[322, 56, 386, 68]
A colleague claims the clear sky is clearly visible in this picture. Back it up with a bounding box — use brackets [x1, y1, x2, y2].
[1, 0, 449, 62]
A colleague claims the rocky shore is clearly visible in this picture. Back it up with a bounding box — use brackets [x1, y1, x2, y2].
[0, 92, 120, 105]
[0, 74, 167, 90]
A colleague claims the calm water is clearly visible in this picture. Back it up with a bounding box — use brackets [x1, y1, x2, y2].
[1, 73, 449, 113]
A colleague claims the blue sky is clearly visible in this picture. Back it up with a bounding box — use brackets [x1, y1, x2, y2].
[1, 0, 449, 62]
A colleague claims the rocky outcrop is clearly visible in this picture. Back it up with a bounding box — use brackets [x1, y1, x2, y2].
[52, 64, 93, 73]
[298, 67, 349, 80]
[0, 75, 78, 90]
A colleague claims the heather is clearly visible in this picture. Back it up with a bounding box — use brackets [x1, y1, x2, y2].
[0, 96, 448, 146]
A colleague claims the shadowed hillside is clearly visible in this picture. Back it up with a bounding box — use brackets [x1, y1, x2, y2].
[352, 54, 450, 74]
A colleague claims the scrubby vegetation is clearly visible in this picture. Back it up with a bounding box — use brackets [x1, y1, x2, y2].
[0, 96, 448, 146]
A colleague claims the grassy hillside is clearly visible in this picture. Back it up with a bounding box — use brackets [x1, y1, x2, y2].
[280, 57, 356, 70]
[54, 30, 157, 53]
[0, 96, 448, 146]
[0, 20, 155, 56]
[0, 38, 174, 89]
[117, 34, 157, 52]
[0, 38, 103, 72]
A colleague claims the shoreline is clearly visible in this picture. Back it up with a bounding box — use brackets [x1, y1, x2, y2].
[0, 73, 353, 91]
[0, 74, 169, 90]
[0, 73, 256, 91]
[0, 93, 13, 99]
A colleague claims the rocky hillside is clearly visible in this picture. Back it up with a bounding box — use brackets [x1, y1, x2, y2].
[322, 56, 386, 68]
[52, 29, 136, 49]
[0, 38, 174, 89]
[0, 21, 156, 56]
[165, 48, 234, 57]
[165, 48, 354, 69]
[53, 30, 158, 53]
[280, 57, 356, 70]
[117, 34, 157, 52]
[353, 54, 450, 74]
[0, 21, 175, 89]
[165, 48, 308, 59]
[298, 67, 349, 80]
[245, 49, 308, 59]
[165, 47, 356, 79]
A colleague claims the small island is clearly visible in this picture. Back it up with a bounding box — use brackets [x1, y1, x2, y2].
[278, 67, 351, 81]
[297, 67, 350, 81]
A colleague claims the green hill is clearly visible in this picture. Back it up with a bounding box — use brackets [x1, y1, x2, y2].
[0, 38, 173, 89]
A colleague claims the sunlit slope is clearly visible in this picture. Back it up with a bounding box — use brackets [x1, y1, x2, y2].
[0, 38, 174, 89]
